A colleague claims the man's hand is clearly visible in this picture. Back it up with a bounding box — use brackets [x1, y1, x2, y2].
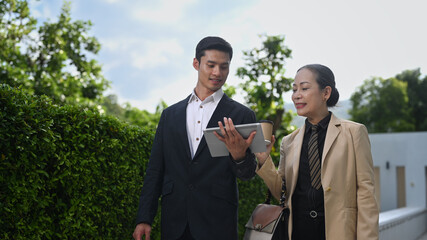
[213, 117, 256, 161]
[133, 223, 151, 240]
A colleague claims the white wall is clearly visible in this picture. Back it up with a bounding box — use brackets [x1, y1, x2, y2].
[379, 207, 427, 240]
[369, 132, 427, 212]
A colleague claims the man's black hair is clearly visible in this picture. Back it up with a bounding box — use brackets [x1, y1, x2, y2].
[195, 36, 233, 62]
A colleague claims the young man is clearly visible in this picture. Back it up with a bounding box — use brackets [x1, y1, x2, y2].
[133, 36, 257, 240]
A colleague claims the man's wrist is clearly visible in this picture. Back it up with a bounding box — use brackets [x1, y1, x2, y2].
[231, 152, 247, 163]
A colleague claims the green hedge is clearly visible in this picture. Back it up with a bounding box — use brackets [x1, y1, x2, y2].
[237, 176, 272, 238]
[0, 84, 272, 239]
[0, 84, 159, 239]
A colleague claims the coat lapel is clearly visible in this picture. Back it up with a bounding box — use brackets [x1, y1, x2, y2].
[322, 113, 341, 165]
[176, 95, 192, 160]
[291, 125, 305, 194]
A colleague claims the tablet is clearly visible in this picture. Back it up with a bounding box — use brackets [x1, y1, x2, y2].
[203, 123, 267, 157]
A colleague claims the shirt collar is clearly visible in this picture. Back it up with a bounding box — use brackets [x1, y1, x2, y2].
[305, 111, 332, 133]
[188, 91, 198, 103]
[188, 88, 224, 104]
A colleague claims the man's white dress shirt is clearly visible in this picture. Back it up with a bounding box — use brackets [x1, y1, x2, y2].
[186, 89, 224, 158]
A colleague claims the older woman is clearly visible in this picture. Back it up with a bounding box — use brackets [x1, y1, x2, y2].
[256, 64, 379, 240]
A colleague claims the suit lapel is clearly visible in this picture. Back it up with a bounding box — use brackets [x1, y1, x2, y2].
[176, 95, 192, 160]
[322, 113, 341, 165]
[193, 95, 233, 159]
[291, 125, 305, 194]
[206, 94, 233, 127]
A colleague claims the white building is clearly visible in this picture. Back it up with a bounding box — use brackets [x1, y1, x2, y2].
[370, 132, 427, 240]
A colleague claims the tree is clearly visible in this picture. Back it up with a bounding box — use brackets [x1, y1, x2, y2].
[1, 0, 165, 128]
[0, 0, 109, 106]
[234, 34, 295, 160]
[231, 35, 295, 236]
[395, 69, 427, 131]
[0, 0, 36, 89]
[102, 94, 166, 129]
[122, 101, 166, 129]
[350, 77, 415, 133]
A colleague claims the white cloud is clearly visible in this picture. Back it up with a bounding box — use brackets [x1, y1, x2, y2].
[114, 71, 196, 112]
[221, 0, 427, 101]
[102, 0, 120, 3]
[130, 39, 185, 69]
[29, 0, 55, 20]
[100, 37, 185, 70]
[32, 0, 427, 112]
[100, 37, 138, 52]
[131, 0, 197, 25]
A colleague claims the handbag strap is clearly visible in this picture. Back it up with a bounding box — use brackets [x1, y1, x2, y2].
[264, 178, 287, 207]
[279, 178, 287, 207]
[264, 189, 272, 204]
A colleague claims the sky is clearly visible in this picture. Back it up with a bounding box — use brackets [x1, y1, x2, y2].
[30, 0, 427, 112]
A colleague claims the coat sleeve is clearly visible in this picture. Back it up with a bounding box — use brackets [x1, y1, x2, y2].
[354, 125, 379, 239]
[135, 111, 166, 225]
[233, 151, 257, 181]
[256, 155, 283, 201]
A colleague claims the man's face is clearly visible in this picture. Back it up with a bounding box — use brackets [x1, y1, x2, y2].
[193, 49, 230, 95]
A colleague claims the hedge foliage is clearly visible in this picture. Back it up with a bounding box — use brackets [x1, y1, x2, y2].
[237, 176, 272, 237]
[0, 84, 271, 239]
[0, 84, 158, 239]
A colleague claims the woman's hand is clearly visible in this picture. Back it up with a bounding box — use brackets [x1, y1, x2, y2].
[255, 135, 276, 167]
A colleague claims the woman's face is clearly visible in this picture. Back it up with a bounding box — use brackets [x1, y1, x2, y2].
[292, 68, 331, 124]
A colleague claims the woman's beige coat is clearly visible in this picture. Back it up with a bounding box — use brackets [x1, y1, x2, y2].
[257, 113, 379, 240]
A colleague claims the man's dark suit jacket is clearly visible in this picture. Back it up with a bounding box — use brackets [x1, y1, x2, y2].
[135, 94, 257, 240]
